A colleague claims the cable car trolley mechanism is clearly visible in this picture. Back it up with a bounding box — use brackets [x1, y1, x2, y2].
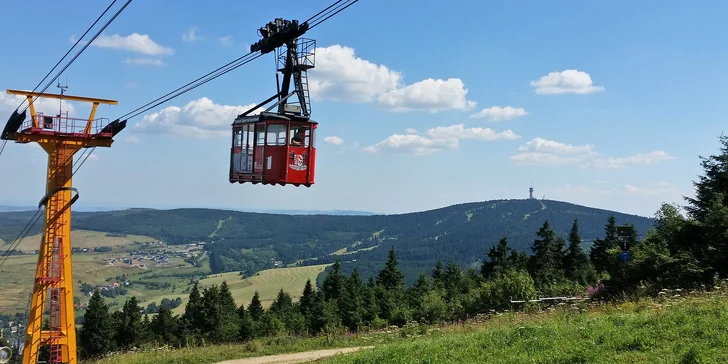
[230, 18, 318, 187]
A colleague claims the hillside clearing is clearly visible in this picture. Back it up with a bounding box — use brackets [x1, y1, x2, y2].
[174, 264, 330, 314]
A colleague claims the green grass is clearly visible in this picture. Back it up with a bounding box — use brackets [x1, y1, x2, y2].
[93, 292, 728, 364]
[325, 295, 728, 363]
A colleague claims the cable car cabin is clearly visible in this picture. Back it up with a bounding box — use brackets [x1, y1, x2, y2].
[229, 112, 317, 187]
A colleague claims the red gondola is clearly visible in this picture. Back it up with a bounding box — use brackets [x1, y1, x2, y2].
[229, 113, 317, 186]
[229, 18, 317, 187]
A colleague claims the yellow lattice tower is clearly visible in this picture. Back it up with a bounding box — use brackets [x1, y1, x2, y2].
[1, 89, 125, 364]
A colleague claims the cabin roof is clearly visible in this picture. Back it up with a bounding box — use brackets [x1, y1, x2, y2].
[233, 111, 318, 125]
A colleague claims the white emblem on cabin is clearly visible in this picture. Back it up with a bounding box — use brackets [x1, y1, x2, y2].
[289, 153, 307, 171]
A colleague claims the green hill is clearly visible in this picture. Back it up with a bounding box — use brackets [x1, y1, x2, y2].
[0, 199, 654, 285]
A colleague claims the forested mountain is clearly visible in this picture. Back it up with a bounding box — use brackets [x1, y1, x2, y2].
[0, 199, 653, 284]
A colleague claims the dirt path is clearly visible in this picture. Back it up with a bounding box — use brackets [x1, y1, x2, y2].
[215, 346, 373, 364]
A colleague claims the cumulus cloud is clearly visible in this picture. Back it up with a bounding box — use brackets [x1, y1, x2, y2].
[553, 183, 682, 202]
[469, 106, 528, 121]
[181, 27, 202, 42]
[0, 92, 76, 116]
[323, 136, 344, 145]
[364, 124, 520, 156]
[309, 45, 475, 112]
[218, 36, 234, 47]
[530, 70, 604, 95]
[82, 33, 174, 56]
[124, 58, 165, 67]
[510, 137, 674, 168]
[134, 97, 259, 139]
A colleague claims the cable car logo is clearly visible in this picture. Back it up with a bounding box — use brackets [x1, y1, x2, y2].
[289, 152, 308, 171]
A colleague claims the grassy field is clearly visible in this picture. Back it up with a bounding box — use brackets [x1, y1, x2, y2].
[91, 291, 728, 364]
[8, 229, 156, 253]
[173, 264, 330, 315]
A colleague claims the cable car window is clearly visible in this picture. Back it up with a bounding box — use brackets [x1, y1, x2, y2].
[266, 124, 286, 146]
[234, 129, 242, 147]
[246, 125, 254, 151]
[256, 124, 266, 146]
[290, 125, 310, 147]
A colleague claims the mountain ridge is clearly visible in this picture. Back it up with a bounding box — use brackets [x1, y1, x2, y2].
[0, 198, 655, 284]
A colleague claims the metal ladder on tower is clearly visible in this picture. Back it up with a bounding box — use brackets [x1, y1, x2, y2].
[296, 70, 311, 116]
[40, 147, 67, 364]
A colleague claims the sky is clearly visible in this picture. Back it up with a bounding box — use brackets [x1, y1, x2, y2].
[0, 0, 727, 218]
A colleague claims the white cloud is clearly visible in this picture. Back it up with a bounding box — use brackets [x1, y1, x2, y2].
[588, 151, 676, 169]
[309, 45, 401, 103]
[364, 124, 520, 156]
[124, 58, 165, 67]
[554, 183, 682, 202]
[404, 128, 417, 134]
[469, 106, 528, 121]
[124, 135, 140, 144]
[309, 45, 475, 112]
[134, 97, 259, 139]
[323, 136, 344, 145]
[218, 36, 234, 47]
[510, 137, 674, 168]
[0, 92, 76, 116]
[87, 154, 99, 160]
[530, 70, 604, 95]
[377, 78, 476, 113]
[87, 33, 174, 56]
[181, 27, 202, 42]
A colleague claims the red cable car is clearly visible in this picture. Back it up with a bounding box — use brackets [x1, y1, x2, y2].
[229, 112, 317, 187]
[228, 20, 318, 187]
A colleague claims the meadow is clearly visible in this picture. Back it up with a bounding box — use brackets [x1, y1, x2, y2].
[172, 263, 330, 315]
[89, 289, 728, 364]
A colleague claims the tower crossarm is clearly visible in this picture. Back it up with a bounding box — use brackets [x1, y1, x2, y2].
[6, 89, 117, 131]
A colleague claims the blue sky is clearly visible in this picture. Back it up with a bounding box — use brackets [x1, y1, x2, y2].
[0, 0, 726, 217]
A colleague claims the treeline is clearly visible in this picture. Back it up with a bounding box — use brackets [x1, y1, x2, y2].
[75, 215, 631, 359]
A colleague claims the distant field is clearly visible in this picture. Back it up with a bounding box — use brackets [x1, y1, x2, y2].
[7, 229, 156, 252]
[176, 264, 331, 314]
[0, 231, 209, 314]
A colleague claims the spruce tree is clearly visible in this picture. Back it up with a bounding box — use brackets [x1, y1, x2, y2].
[247, 291, 264, 321]
[218, 281, 238, 318]
[270, 289, 294, 314]
[377, 247, 404, 292]
[182, 281, 203, 335]
[114, 296, 143, 350]
[150, 306, 178, 345]
[79, 290, 114, 359]
[563, 219, 595, 285]
[340, 267, 364, 331]
[481, 237, 511, 279]
[528, 220, 565, 287]
[431, 259, 444, 289]
[299, 279, 316, 319]
[590, 215, 619, 272]
[322, 260, 346, 301]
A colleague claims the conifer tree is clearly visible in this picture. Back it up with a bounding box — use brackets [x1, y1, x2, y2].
[270, 289, 294, 314]
[79, 290, 115, 359]
[590, 215, 619, 272]
[299, 279, 316, 319]
[528, 220, 565, 287]
[431, 259, 444, 289]
[218, 281, 238, 317]
[182, 281, 203, 335]
[114, 296, 143, 350]
[377, 247, 404, 292]
[563, 219, 595, 285]
[247, 291, 264, 321]
[322, 260, 346, 301]
[150, 306, 178, 346]
[340, 267, 364, 331]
